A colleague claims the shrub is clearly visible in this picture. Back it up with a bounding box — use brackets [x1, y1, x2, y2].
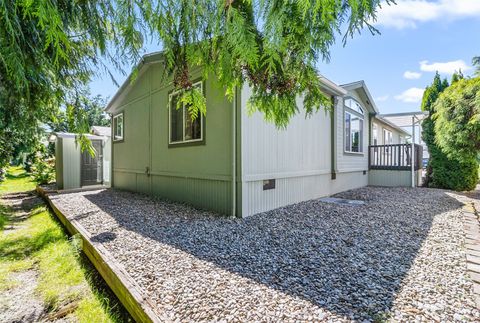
[428, 148, 478, 191]
[32, 156, 55, 185]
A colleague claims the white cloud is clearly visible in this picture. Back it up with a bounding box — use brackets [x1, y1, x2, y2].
[419, 59, 471, 74]
[375, 0, 480, 29]
[394, 87, 425, 103]
[375, 95, 389, 102]
[403, 71, 422, 79]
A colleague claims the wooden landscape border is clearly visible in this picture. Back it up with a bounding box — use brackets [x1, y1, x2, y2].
[36, 186, 161, 323]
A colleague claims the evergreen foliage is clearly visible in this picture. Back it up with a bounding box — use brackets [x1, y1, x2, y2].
[422, 73, 479, 191]
[0, 0, 141, 166]
[434, 77, 480, 160]
[421, 72, 451, 188]
[139, 0, 391, 127]
[0, 0, 390, 167]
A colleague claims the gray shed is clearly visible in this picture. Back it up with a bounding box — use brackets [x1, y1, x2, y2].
[51, 131, 111, 190]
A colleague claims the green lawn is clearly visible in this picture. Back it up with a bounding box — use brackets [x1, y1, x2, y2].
[0, 166, 130, 322]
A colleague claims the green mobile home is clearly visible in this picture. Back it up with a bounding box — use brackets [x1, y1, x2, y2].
[106, 52, 417, 217]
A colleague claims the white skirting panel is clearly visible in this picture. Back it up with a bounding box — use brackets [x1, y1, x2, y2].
[240, 171, 368, 217]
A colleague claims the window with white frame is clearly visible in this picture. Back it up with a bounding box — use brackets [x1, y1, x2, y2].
[383, 129, 393, 144]
[169, 82, 203, 144]
[113, 113, 124, 141]
[344, 98, 364, 153]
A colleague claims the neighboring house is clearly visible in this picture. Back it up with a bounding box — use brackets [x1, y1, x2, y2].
[371, 116, 410, 145]
[105, 52, 421, 217]
[381, 112, 429, 160]
[50, 127, 111, 190]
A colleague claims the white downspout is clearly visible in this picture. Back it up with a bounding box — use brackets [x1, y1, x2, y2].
[411, 116, 415, 188]
[232, 87, 237, 217]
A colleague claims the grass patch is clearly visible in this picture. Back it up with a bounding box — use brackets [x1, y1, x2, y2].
[0, 167, 130, 322]
[0, 166, 36, 195]
[0, 204, 8, 230]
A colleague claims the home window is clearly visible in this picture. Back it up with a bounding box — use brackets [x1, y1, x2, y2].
[113, 113, 124, 141]
[383, 129, 393, 144]
[344, 98, 364, 153]
[169, 82, 203, 144]
[372, 123, 378, 145]
[344, 98, 364, 115]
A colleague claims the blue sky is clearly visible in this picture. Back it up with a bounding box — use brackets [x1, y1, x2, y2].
[89, 0, 480, 114]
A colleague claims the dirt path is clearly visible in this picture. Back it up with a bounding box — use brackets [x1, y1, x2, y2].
[0, 191, 48, 323]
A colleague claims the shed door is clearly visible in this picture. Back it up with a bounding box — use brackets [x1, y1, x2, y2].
[81, 140, 103, 186]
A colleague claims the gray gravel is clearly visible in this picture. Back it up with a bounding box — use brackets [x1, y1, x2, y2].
[50, 186, 480, 322]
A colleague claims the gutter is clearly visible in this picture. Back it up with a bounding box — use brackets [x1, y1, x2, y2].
[330, 96, 337, 180]
[319, 75, 348, 96]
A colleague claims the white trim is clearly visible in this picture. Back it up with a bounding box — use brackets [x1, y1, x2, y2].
[168, 81, 204, 145]
[343, 108, 364, 154]
[112, 113, 124, 141]
[242, 169, 332, 182]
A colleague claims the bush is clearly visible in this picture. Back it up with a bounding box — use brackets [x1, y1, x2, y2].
[32, 156, 55, 185]
[428, 147, 478, 191]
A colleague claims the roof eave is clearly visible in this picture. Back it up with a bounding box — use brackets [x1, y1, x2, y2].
[105, 51, 165, 113]
[319, 76, 348, 96]
[340, 80, 380, 114]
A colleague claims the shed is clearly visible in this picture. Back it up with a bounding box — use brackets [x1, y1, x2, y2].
[51, 130, 111, 190]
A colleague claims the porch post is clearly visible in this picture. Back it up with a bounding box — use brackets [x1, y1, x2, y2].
[411, 116, 415, 188]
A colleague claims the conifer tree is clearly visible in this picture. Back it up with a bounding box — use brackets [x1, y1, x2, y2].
[422, 71, 478, 191]
[421, 73, 450, 188]
[0, 0, 391, 167]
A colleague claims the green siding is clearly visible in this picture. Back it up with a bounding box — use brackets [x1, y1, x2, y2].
[151, 176, 232, 215]
[112, 64, 235, 215]
[113, 98, 150, 172]
[369, 169, 421, 187]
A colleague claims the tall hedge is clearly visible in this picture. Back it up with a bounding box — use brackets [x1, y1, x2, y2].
[433, 77, 480, 191]
[421, 73, 450, 188]
[421, 72, 478, 191]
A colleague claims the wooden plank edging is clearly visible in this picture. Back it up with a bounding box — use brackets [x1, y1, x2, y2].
[36, 186, 162, 323]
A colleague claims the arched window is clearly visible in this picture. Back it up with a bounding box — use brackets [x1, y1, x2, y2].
[344, 97, 364, 153]
[344, 98, 364, 115]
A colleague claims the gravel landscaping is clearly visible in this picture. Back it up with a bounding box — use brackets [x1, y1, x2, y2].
[49, 186, 480, 322]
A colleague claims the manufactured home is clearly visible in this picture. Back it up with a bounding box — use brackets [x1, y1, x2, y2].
[105, 52, 420, 217]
